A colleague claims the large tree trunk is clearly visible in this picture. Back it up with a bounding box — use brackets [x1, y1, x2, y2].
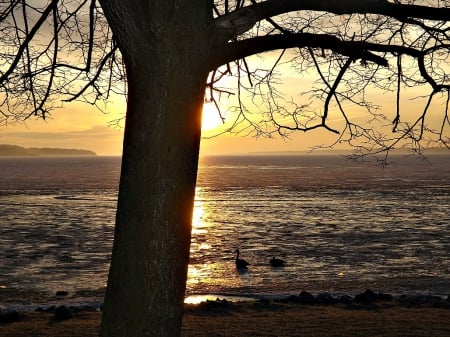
[99, 1, 212, 336]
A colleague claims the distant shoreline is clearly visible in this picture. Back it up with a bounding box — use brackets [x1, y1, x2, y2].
[0, 144, 96, 156]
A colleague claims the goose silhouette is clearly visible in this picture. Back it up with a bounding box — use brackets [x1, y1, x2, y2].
[269, 257, 286, 267]
[235, 249, 250, 269]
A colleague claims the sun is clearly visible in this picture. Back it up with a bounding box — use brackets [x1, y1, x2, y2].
[201, 102, 223, 131]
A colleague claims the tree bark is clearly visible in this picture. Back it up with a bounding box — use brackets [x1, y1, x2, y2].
[98, 1, 212, 336]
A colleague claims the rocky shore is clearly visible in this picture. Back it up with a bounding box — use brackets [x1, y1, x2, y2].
[1, 289, 450, 336]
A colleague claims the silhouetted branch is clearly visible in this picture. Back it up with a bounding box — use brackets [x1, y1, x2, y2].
[1, 0, 449, 156]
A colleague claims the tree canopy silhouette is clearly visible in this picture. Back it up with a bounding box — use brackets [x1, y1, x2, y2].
[1, 1, 449, 336]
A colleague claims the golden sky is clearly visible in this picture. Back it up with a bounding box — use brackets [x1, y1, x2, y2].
[0, 53, 448, 156]
[1, 4, 448, 157]
[0, 84, 447, 156]
[0, 101, 124, 156]
[0, 102, 343, 156]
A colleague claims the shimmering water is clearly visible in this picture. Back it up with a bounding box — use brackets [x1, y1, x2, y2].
[0, 154, 449, 304]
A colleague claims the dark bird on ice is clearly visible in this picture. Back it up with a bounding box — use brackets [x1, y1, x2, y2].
[235, 249, 250, 269]
[269, 257, 286, 267]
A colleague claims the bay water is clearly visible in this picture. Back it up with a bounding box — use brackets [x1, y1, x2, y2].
[0, 154, 449, 306]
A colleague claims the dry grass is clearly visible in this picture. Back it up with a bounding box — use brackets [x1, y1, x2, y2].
[0, 311, 101, 337]
[183, 302, 450, 337]
[1, 302, 450, 337]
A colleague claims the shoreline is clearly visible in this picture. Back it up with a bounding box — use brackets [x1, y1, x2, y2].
[2, 292, 450, 337]
[2, 287, 450, 311]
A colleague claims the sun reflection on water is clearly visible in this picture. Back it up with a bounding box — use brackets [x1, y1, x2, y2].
[189, 189, 240, 293]
[189, 189, 212, 290]
[191, 191, 209, 235]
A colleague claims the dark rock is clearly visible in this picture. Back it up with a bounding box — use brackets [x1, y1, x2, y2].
[77, 304, 100, 312]
[251, 299, 273, 310]
[399, 294, 422, 305]
[337, 295, 353, 304]
[195, 298, 231, 312]
[316, 292, 338, 305]
[278, 295, 300, 303]
[354, 289, 378, 303]
[428, 295, 443, 306]
[377, 292, 394, 302]
[398, 294, 442, 306]
[36, 306, 56, 313]
[258, 298, 271, 305]
[54, 305, 72, 320]
[298, 291, 316, 305]
[69, 306, 80, 313]
[0, 310, 20, 323]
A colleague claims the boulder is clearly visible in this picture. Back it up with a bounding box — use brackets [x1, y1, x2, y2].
[398, 294, 443, 306]
[316, 292, 338, 305]
[297, 291, 316, 305]
[354, 289, 378, 303]
[377, 292, 394, 302]
[0, 310, 20, 323]
[337, 295, 353, 304]
[54, 305, 72, 320]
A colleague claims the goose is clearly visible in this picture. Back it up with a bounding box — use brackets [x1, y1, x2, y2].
[269, 257, 286, 267]
[235, 249, 250, 269]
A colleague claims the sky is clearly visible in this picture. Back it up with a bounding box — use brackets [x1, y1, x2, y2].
[0, 55, 349, 157]
[0, 83, 447, 157]
[0, 48, 448, 157]
[2, 59, 442, 157]
[0, 101, 343, 156]
[0, 101, 124, 156]
[1, 4, 448, 157]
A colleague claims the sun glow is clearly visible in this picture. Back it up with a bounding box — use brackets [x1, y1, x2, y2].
[201, 102, 223, 131]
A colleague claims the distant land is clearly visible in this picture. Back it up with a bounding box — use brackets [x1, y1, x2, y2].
[0, 144, 96, 156]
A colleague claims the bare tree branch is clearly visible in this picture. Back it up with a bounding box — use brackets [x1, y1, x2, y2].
[213, 0, 450, 44]
[1, 0, 449, 156]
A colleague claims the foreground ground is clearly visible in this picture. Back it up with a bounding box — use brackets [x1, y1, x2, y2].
[1, 300, 450, 337]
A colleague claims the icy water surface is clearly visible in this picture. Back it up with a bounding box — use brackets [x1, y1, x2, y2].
[0, 154, 449, 304]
